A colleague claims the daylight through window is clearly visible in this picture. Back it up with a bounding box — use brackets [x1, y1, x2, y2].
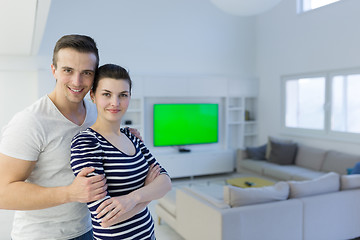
[300, 0, 340, 13]
[283, 70, 360, 138]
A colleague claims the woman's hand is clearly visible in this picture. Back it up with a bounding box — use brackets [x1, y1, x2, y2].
[95, 164, 161, 227]
[145, 163, 160, 186]
[96, 195, 137, 227]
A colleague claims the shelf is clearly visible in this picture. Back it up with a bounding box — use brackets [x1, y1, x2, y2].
[228, 107, 243, 111]
[226, 96, 257, 149]
[122, 98, 144, 137]
[228, 121, 242, 125]
[228, 97, 242, 109]
[244, 133, 257, 137]
[126, 109, 142, 113]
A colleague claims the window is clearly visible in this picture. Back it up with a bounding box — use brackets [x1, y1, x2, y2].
[285, 77, 325, 130]
[331, 74, 360, 133]
[283, 70, 360, 139]
[299, 0, 341, 13]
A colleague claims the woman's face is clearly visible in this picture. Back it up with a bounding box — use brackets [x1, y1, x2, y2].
[91, 77, 131, 123]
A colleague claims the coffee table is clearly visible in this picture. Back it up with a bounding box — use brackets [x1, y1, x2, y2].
[226, 176, 275, 188]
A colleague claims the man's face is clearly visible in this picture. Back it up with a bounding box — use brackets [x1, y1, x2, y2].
[51, 48, 97, 105]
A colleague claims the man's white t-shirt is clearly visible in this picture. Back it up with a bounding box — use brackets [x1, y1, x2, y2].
[0, 95, 97, 240]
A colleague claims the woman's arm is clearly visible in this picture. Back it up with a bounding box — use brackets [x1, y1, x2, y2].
[95, 130, 172, 227]
[97, 163, 163, 227]
[97, 174, 171, 222]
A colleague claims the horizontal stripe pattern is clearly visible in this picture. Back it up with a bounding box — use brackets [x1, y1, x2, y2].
[70, 128, 167, 239]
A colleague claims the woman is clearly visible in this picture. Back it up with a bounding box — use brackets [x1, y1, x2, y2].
[70, 64, 172, 239]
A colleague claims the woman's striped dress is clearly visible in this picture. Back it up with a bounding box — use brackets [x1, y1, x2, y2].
[70, 127, 167, 240]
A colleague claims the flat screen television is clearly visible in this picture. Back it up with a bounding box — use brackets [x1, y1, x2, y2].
[153, 103, 218, 147]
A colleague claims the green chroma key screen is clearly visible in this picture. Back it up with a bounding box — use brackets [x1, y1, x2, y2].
[153, 103, 218, 146]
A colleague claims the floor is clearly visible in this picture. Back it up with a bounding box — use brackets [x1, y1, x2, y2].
[0, 172, 241, 240]
[149, 171, 246, 240]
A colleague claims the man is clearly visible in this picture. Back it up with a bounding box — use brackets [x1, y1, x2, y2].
[0, 35, 140, 240]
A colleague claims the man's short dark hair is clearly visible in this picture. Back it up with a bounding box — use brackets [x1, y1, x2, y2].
[52, 34, 99, 69]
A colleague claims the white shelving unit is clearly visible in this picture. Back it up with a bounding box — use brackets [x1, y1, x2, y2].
[226, 96, 257, 149]
[120, 94, 257, 177]
[122, 97, 144, 137]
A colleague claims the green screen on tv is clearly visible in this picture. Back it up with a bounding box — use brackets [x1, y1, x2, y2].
[153, 103, 218, 146]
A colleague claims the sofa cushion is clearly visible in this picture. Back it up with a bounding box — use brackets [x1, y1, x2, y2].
[262, 165, 296, 180]
[223, 181, 289, 207]
[263, 164, 325, 181]
[340, 174, 360, 190]
[238, 159, 275, 175]
[265, 136, 293, 159]
[288, 172, 340, 198]
[184, 184, 230, 209]
[290, 171, 326, 181]
[268, 140, 297, 165]
[295, 144, 326, 171]
[321, 151, 360, 175]
[246, 144, 267, 160]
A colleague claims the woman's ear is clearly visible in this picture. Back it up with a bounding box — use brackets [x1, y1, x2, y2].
[90, 90, 95, 103]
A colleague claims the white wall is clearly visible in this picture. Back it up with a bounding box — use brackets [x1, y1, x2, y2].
[1, 0, 258, 132]
[256, 0, 360, 154]
[0, 56, 40, 237]
[38, 0, 256, 78]
[0, 57, 41, 130]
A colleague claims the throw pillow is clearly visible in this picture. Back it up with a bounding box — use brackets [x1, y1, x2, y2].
[268, 141, 298, 165]
[223, 182, 289, 207]
[288, 172, 340, 198]
[265, 136, 293, 159]
[351, 162, 360, 174]
[246, 144, 267, 160]
[340, 174, 360, 190]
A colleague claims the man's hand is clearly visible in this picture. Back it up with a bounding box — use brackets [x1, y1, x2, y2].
[127, 127, 143, 141]
[67, 167, 107, 203]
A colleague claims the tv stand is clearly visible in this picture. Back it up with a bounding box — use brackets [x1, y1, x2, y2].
[155, 149, 234, 178]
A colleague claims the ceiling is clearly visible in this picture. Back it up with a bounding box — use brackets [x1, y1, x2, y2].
[0, 0, 50, 56]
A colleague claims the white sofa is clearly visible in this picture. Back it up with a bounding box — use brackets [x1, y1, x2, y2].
[156, 143, 360, 240]
[237, 143, 360, 181]
[156, 172, 360, 240]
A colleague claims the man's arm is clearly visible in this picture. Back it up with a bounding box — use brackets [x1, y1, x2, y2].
[0, 153, 107, 210]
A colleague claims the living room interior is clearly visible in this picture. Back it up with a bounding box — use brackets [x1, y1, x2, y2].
[1, 0, 360, 239]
